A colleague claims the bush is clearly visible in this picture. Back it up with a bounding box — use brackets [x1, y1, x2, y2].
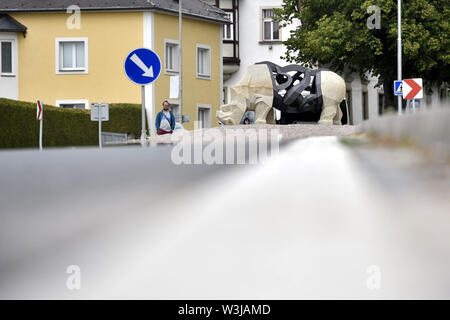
[0, 98, 145, 149]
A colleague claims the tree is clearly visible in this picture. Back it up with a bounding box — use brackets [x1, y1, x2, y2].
[275, 0, 450, 110]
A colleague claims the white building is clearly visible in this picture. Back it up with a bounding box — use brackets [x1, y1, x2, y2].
[204, 0, 449, 125]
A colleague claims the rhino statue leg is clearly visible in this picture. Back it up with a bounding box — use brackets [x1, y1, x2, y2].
[333, 104, 344, 125]
[319, 101, 340, 125]
[317, 71, 346, 125]
[266, 108, 275, 125]
[254, 94, 274, 124]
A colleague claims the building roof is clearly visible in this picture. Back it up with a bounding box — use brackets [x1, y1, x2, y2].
[0, 13, 27, 32]
[0, 0, 229, 24]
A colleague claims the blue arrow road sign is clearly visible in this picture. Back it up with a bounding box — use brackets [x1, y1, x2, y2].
[394, 80, 403, 96]
[124, 48, 161, 86]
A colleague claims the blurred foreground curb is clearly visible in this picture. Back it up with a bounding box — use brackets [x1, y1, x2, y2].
[359, 110, 450, 150]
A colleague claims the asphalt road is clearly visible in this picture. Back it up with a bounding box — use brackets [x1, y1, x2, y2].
[1, 134, 449, 299]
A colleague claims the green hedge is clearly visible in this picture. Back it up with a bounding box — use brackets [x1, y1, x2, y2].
[0, 98, 145, 149]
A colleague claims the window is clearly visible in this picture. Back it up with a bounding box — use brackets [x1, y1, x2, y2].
[165, 40, 179, 74]
[1, 40, 13, 75]
[56, 38, 88, 74]
[262, 9, 280, 41]
[346, 89, 353, 125]
[362, 91, 369, 120]
[56, 100, 88, 109]
[378, 92, 385, 115]
[425, 92, 432, 106]
[440, 84, 449, 103]
[196, 45, 211, 80]
[61, 42, 85, 70]
[223, 13, 234, 41]
[59, 103, 86, 109]
[197, 105, 212, 128]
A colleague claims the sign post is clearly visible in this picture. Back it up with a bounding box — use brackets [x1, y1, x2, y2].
[124, 48, 162, 146]
[397, 0, 402, 115]
[91, 103, 109, 149]
[141, 85, 146, 144]
[37, 100, 43, 151]
[99, 106, 102, 149]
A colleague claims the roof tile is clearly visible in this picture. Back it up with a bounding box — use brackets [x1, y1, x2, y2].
[0, 0, 229, 24]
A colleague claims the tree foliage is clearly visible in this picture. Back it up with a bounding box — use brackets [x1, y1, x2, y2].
[275, 0, 449, 92]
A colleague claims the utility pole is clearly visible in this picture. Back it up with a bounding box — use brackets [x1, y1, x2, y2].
[179, 0, 183, 121]
[397, 0, 402, 115]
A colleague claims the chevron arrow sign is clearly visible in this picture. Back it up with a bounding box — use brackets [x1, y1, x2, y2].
[403, 78, 423, 100]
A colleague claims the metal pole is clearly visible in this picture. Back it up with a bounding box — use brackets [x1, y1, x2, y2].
[39, 113, 43, 151]
[179, 0, 183, 122]
[412, 99, 416, 113]
[98, 105, 102, 150]
[141, 85, 147, 146]
[397, 0, 402, 115]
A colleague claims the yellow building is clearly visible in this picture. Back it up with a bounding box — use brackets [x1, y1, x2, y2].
[0, 1, 229, 132]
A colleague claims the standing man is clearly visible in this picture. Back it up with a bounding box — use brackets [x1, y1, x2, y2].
[156, 100, 176, 135]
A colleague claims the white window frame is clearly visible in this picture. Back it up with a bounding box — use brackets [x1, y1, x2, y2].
[223, 13, 234, 41]
[261, 8, 281, 42]
[55, 38, 89, 74]
[0, 39, 15, 76]
[196, 44, 211, 80]
[196, 104, 212, 129]
[56, 100, 89, 110]
[164, 39, 180, 75]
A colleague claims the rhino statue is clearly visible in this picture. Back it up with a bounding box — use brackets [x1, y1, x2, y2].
[216, 62, 348, 125]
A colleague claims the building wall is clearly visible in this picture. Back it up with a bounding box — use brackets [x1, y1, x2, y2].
[204, 0, 238, 66]
[11, 12, 143, 107]
[343, 72, 382, 125]
[224, 0, 299, 98]
[9, 11, 223, 133]
[153, 13, 222, 131]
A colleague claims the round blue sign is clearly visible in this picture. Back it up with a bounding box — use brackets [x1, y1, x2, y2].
[124, 48, 161, 86]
